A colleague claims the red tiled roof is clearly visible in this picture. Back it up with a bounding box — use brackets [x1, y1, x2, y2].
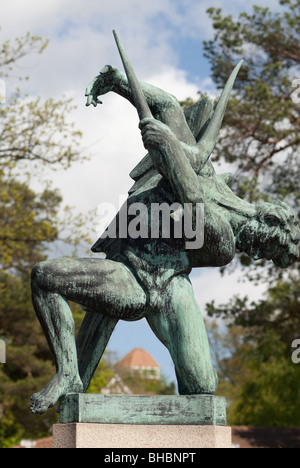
[35, 437, 53, 449]
[116, 348, 160, 370]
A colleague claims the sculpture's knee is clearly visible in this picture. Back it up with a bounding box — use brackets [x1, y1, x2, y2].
[31, 261, 49, 292]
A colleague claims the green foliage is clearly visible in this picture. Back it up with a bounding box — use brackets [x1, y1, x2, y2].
[208, 261, 300, 425]
[86, 360, 115, 394]
[121, 372, 176, 395]
[0, 173, 60, 272]
[231, 347, 300, 427]
[204, 1, 300, 208]
[0, 93, 83, 171]
[0, 179, 65, 446]
[0, 29, 92, 446]
[0, 30, 49, 79]
[207, 266, 300, 345]
[208, 321, 300, 426]
[208, 267, 300, 426]
[0, 31, 83, 172]
[204, 1, 300, 427]
[0, 270, 58, 447]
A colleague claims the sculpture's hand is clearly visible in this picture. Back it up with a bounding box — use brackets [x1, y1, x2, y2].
[85, 65, 121, 107]
[139, 117, 175, 151]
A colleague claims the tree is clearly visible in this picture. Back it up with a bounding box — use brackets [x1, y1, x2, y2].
[207, 269, 300, 346]
[117, 369, 176, 396]
[202, 0, 300, 328]
[0, 31, 83, 171]
[207, 318, 300, 426]
[202, 1, 300, 426]
[0, 173, 60, 271]
[204, 0, 300, 210]
[0, 31, 93, 446]
[0, 186, 64, 446]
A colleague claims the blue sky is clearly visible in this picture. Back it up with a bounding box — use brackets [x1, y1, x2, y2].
[1, 0, 279, 385]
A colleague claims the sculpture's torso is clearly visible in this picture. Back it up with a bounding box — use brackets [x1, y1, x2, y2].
[93, 165, 240, 298]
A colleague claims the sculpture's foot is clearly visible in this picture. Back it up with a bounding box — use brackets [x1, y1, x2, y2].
[30, 372, 83, 415]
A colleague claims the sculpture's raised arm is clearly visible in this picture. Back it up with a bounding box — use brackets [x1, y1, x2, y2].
[85, 31, 243, 185]
[85, 65, 196, 146]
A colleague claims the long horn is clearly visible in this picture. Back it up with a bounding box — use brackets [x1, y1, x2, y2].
[196, 60, 244, 172]
[113, 30, 152, 121]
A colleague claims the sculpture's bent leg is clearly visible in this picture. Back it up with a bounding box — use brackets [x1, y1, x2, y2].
[30, 257, 147, 414]
[146, 275, 217, 395]
[76, 311, 118, 392]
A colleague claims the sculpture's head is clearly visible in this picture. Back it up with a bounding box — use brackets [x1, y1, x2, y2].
[236, 201, 300, 268]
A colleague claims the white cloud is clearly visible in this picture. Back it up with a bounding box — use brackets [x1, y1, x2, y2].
[47, 91, 145, 214]
[191, 268, 266, 314]
[164, 0, 285, 40]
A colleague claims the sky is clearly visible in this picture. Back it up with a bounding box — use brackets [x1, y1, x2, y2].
[1, 0, 280, 384]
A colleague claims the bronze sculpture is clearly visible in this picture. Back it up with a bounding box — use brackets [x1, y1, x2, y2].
[30, 32, 300, 415]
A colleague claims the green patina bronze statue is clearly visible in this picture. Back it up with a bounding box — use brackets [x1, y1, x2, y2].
[30, 32, 300, 415]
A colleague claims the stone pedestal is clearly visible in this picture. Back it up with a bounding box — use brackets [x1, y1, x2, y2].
[53, 394, 231, 449]
[53, 423, 232, 448]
